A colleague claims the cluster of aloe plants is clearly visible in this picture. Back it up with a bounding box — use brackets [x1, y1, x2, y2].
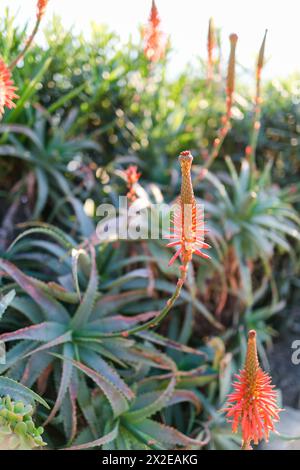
[0, 1, 299, 450]
[0, 224, 224, 449]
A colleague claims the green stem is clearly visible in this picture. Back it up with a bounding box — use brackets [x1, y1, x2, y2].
[9, 19, 41, 70]
[248, 104, 261, 183]
[248, 61, 264, 186]
[100, 264, 188, 338]
[203, 121, 231, 172]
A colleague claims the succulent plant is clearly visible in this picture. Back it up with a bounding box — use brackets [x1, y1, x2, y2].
[0, 396, 46, 450]
[0, 2, 299, 452]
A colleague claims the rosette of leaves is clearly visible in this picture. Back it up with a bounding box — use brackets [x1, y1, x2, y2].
[0, 224, 212, 446]
[196, 156, 300, 308]
[0, 110, 100, 243]
[66, 375, 205, 450]
[0, 376, 48, 450]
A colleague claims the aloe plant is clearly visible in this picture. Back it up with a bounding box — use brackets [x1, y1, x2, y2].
[0, 224, 215, 446]
[67, 373, 206, 450]
[0, 4, 299, 452]
[0, 110, 100, 242]
[196, 156, 300, 308]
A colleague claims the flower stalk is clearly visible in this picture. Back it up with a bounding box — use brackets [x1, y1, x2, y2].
[202, 34, 238, 172]
[207, 18, 216, 82]
[247, 30, 267, 178]
[102, 151, 210, 338]
[0, 1, 49, 119]
[8, 1, 49, 71]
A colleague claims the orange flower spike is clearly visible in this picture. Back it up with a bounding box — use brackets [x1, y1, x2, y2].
[224, 330, 282, 450]
[226, 34, 238, 119]
[207, 18, 216, 81]
[149, 0, 160, 28]
[0, 58, 19, 118]
[143, 0, 166, 62]
[167, 151, 210, 268]
[37, 0, 49, 20]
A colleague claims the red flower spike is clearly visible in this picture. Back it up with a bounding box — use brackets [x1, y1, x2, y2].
[143, 0, 166, 63]
[37, 0, 49, 20]
[0, 58, 18, 118]
[167, 151, 210, 268]
[223, 330, 282, 449]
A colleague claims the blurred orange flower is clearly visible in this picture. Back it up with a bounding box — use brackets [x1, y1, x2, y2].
[125, 165, 141, 201]
[37, 0, 49, 19]
[0, 58, 18, 118]
[143, 1, 166, 63]
[223, 330, 282, 449]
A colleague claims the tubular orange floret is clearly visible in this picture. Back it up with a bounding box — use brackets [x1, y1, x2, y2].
[226, 33, 238, 119]
[223, 330, 282, 450]
[0, 58, 19, 118]
[37, 0, 49, 20]
[167, 151, 210, 269]
[143, 0, 166, 63]
[207, 18, 216, 81]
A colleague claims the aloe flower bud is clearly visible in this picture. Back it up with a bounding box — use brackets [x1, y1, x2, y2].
[226, 34, 238, 119]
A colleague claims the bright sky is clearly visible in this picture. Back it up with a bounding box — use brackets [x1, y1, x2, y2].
[2, 0, 300, 79]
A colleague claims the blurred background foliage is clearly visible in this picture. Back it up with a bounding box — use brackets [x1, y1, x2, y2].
[0, 9, 300, 449]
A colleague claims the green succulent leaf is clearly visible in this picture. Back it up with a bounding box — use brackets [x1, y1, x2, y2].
[66, 423, 119, 450]
[0, 258, 70, 322]
[53, 355, 130, 417]
[0, 289, 16, 320]
[71, 246, 98, 329]
[123, 376, 176, 423]
[0, 377, 49, 408]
